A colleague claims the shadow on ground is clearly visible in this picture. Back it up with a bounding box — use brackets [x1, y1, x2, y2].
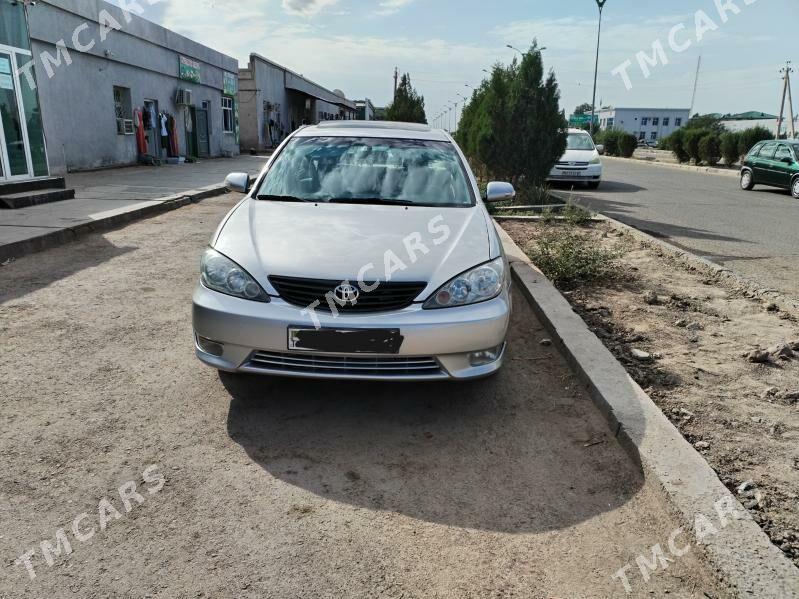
[568, 195, 753, 245]
[0, 236, 135, 303]
[550, 180, 647, 194]
[224, 290, 645, 533]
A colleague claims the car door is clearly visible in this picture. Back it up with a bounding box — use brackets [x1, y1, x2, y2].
[772, 144, 796, 189]
[754, 142, 778, 185]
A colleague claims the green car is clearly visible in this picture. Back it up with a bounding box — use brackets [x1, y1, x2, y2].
[741, 139, 799, 199]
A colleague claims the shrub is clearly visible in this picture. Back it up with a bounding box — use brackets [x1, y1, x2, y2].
[600, 130, 622, 156]
[683, 128, 707, 164]
[515, 183, 552, 206]
[618, 133, 638, 158]
[662, 129, 689, 163]
[737, 126, 774, 159]
[527, 225, 619, 287]
[562, 202, 593, 226]
[720, 132, 740, 166]
[699, 133, 721, 166]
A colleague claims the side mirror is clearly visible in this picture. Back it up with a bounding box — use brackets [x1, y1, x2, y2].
[225, 172, 250, 193]
[485, 181, 516, 203]
[596, 144, 605, 155]
[782, 156, 794, 165]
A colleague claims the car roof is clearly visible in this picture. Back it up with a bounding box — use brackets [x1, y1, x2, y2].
[295, 120, 452, 142]
[567, 128, 592, 135]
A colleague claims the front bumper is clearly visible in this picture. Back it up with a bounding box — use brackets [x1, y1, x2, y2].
[192, 283, 511, 381]
[547, 163, 603, 183]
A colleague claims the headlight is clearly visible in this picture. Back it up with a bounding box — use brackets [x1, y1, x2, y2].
[590, 154, 602, 164]
[424, 258, 505, 309]
[200, 248, 270, 302]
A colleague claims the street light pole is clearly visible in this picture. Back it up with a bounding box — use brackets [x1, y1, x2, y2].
[590, 0, 608, 136]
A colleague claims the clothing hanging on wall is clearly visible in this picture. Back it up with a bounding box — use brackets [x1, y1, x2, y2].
[159, 112, 169, 151]
[134, 108, 147, 155]
[168, 114, 180, 157]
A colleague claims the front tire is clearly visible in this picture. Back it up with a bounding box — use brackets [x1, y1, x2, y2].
[792, 177, 799, 199]
[740, 170, 755, 191]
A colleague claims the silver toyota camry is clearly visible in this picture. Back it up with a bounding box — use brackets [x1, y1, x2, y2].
[192, 121, 515, 381]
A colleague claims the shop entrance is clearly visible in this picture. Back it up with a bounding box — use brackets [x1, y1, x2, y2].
[196, 107, 210, 158]
[0, 47, 48, 182]
[184, 106, 198, 159]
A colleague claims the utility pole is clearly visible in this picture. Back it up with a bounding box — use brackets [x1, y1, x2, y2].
[590, 0, 608, 136]
[776, 62, 792, 139]
[786, 64, 796, 139]
[689, 55, 702, 117]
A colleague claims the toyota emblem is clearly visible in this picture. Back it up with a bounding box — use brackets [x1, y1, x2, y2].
[334, 284, 360, 304]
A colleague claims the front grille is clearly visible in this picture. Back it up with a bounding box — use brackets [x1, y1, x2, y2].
[556, 161, 589, 167]
[247, 351, 443, 377]
[269, 276, 427, 313]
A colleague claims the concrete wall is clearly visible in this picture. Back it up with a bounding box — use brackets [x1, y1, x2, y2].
[27, 0, 239, 173]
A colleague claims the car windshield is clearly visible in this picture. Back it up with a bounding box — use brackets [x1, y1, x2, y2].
[566, 133, 595, 151]
[256, 136, 474, 207]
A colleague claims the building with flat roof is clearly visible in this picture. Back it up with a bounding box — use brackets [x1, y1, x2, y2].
[719, 111, 798, 138]
[0, 0, 241, 183]
[597, 107, 691, 143]
[355, 99, 375, 121]
[238, 53, 356, 151]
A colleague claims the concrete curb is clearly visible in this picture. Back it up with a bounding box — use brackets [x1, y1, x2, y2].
[0, 179, 251, 264]
[604, 155, 740, 178]
[496, 223, 799, 597]
[550, 189, 799, 316]
[493, 215, 605, 223]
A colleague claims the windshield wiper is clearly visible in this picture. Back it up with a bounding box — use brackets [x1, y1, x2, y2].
[256, 194, 314, 203]
[327, 197, 414, 206]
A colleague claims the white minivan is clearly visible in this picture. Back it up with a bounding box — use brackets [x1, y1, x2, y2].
[547, 129, 603, 189]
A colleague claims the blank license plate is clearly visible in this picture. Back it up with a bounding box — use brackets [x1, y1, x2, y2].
[288, 328, 404, 354]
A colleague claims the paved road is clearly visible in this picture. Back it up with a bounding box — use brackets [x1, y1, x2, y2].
[562, 157, 799, 299]
[0, 195, 718, 598]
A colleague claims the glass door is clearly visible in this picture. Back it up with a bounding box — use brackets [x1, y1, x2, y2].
[0, 50, 32, 181]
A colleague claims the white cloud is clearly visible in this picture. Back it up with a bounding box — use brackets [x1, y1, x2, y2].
[281, 0, 340, 16]
[374, 0, 414, 17]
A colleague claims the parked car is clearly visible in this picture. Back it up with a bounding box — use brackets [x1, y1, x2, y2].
[741, 139, 799, 199]
[547, 128, 603, 189]
[192, 121, 513, 381]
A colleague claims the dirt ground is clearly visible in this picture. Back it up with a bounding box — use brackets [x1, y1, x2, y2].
[0, 194, 722, 598]
[503, 219, 799, 571]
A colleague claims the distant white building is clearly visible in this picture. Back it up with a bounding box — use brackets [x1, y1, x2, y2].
[597, 107, 691, 143]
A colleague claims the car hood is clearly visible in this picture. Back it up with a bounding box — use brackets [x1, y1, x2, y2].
[559, 149, 598, 162]
[212, 199, 493, 297]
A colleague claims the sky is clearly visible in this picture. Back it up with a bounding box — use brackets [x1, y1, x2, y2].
[117, 0, 798, 126]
